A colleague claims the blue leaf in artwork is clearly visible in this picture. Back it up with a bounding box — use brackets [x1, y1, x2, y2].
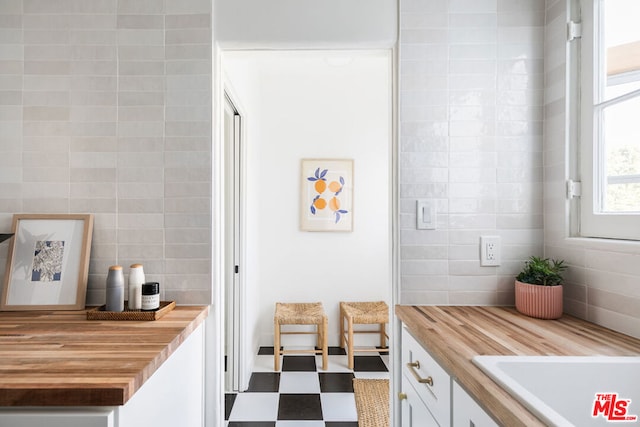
[311, 205, 316, 215]
[335, 212, 341, 223]
[313, 195, 319, 201]
[335, 188, 342, 196]
[320, 169, 328, 178]
[314, 167, 320, 179]
[338, 209, 348, 214]
[340, 176, 345, 185]
[307, 177, 317, 181]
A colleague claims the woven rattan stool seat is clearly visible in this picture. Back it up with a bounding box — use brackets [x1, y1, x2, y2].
[340, 301, 389, 324]
[274, 302, 328, 371]
[275, 302, 326, 325]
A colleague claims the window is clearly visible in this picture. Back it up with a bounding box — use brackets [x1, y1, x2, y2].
[579, 0, 640, 240]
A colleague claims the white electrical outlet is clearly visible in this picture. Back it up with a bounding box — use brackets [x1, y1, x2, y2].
[480, 236, 501, 266]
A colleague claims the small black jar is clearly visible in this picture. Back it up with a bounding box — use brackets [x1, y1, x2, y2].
[141, 282, 160, 311]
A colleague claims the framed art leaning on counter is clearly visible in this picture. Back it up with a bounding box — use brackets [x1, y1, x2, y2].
[1, 214, 94, 311]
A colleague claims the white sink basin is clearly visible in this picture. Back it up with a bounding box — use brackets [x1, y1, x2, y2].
[472, 355, 640, 427]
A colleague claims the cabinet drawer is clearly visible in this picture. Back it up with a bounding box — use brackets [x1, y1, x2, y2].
[401, 373, 439, 427]
[401, 326, 451, 427]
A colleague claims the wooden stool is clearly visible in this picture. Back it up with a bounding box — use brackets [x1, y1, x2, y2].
[340, 301, 389, 370]
[274, 302, 328, 371]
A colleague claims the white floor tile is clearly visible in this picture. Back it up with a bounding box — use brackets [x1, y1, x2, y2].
[252, 354, 276, 372]
[381, 354, 390, 367]
[354, 371, 390, 380]
[320, 392, 358, 421]
[228, 392, 279, 421]
[279, 372, 320, 393]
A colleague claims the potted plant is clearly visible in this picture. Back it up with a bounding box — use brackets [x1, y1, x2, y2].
[515, 256, 567, 319]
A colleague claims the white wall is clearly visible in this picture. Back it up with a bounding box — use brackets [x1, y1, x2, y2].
[223, 51, 392, 351]
[0, 0, 213, 306]
[215, 0, 397, 49]
[398, 0, 545, 305]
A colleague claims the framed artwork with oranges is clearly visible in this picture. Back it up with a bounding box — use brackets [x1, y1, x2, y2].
[301, 159, 353, 232]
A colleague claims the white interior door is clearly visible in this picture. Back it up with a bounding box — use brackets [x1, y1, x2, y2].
[224, 93, 242, 392]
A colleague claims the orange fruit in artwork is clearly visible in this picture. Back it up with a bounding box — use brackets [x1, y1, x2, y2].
[328, 181, 342, 192]
[329, 197, 340, 211]
[314, 180, 327, 194]
[314, 198, 327, 210]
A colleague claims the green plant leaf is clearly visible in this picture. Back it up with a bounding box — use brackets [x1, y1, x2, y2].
[516, 256, 567, 286]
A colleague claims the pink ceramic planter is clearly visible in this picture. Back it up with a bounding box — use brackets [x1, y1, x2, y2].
[515, 280, 563, 320]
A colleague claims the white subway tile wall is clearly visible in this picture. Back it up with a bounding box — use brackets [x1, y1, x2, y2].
[1, 0, 637, 338]
[399, 0, 545, 305]
[0, 0, 212, 306]
[543, 0, 640, 338]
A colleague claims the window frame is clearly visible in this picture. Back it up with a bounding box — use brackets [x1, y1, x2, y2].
[578, 0, 640, 241]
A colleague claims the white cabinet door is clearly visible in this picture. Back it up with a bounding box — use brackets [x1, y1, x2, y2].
[118, 323, 205, 427]
[401, 374, 439, 427]
[453, 380, 498, 427]
[401, 326, 451, 427]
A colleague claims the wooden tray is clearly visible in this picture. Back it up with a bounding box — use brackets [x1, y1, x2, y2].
[86, 301, 175, 321]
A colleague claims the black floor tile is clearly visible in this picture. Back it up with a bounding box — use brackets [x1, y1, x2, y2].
[225, 393, 237, 420]
[278, 393, 323, 420]
[247, 372, 280, 392]
[328, 346, 347, 355]
[319, 372, 355, 392]
[227, 423, 276, 427]
[325, 423, 359, 427]
[282, 355, 317, 371]
[353, 355, 388, 372]
[258, 346, 275, 355]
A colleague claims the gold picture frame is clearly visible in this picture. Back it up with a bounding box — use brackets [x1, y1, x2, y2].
[1, 214, 94, 311]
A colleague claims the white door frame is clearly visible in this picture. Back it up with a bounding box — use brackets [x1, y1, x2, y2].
[223, 92, 243, 392]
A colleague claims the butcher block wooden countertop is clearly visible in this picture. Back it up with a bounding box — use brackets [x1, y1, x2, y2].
[0, 305, 209, 407]
[395, 305, 640, 427]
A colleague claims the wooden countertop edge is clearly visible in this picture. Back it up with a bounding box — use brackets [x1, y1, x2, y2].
[0, 305, 210, 407]
[123, 305, 210, 404]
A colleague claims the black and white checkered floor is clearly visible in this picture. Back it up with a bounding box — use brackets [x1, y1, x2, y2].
[225, 346, 390, 426]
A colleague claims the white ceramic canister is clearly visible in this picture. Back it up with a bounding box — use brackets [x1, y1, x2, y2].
[105, 265, 124, 312]
[128, 264, 145, 310]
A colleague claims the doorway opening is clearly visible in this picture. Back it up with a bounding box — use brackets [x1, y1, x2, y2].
[219, 50, 394, 421]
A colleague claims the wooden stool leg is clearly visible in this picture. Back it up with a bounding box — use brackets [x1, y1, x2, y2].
[379, 322, 386, 348]
[339, 306, 345, 349]
[347, 316, 354, 370]
[274, 321, 280, 371]
[322, 316, 328, 370]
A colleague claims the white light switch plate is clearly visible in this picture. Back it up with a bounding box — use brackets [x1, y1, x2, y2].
[416, 199, 436, 230]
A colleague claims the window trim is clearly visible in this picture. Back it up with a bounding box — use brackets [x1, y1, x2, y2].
[578, 0, 640, 241]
